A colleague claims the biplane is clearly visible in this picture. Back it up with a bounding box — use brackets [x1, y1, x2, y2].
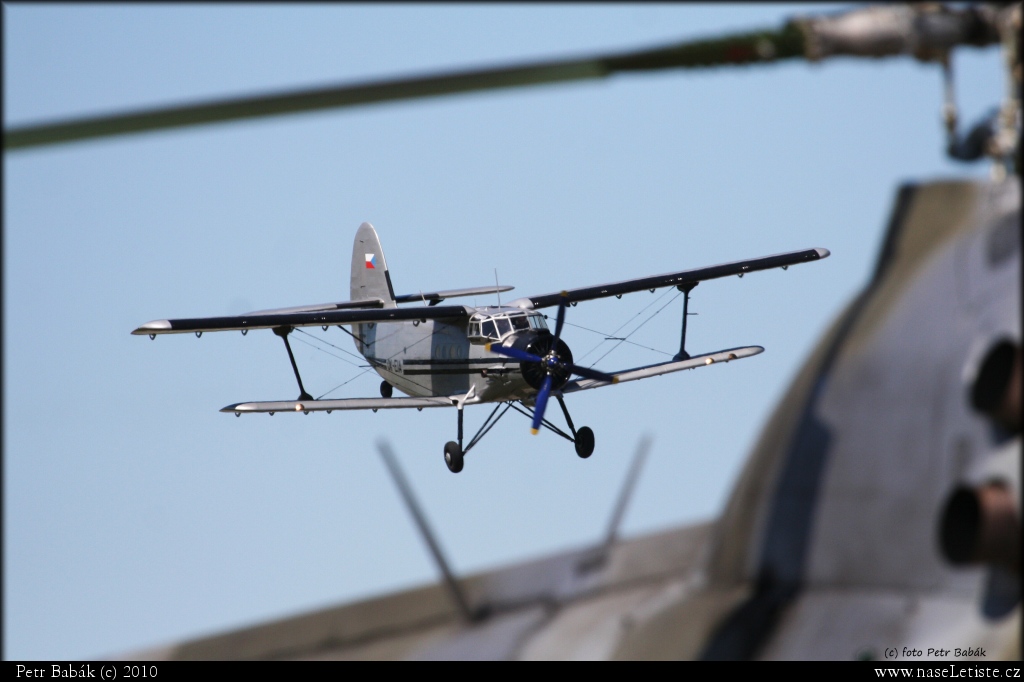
[134, 223, 829, 472]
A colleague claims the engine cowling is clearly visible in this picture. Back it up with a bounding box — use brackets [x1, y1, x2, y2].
[509, 331, 574, 390]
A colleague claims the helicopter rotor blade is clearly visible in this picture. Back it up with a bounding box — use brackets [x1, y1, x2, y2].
[8, 6, 1001, 150]
[5, 22, 809, 150]
[9, 5, 999, 149]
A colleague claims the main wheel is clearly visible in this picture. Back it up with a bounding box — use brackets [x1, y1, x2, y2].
[444, 441, 464, 473]
[380, 381, 393, 398]
[574, 426, 595, 459]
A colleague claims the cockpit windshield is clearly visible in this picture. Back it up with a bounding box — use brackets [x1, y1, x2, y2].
[468, 311, 547, 343]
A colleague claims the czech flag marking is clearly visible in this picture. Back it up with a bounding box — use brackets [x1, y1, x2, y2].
[365, 254, 376, 269]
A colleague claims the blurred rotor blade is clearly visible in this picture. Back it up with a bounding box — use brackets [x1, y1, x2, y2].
[6, 4, 1002, 151]
[376, 440, 477, 623]
[576, 434, 653, 575]
[602, 435, 652, 549]
[4, 24, 807, 151]
[486, 343, 542, 364]
[531, 375, 554, 435]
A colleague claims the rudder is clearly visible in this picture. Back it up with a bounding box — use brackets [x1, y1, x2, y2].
[351, 222, 397, 307]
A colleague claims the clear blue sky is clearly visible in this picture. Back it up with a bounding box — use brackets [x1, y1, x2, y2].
[3, 4, 1003, 660]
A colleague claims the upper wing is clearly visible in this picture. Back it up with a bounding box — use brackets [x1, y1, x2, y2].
[133, 304, 472, 336]
[222, 396, 459, 414]
[520, 248, 829, 309]
[562, 345, 763, 393]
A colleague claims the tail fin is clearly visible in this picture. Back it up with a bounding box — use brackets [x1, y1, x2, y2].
[351, 222, 397, 307]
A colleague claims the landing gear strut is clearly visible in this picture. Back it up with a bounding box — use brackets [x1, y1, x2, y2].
[445, 405, 467, 474]
[440, 390, 597, 472]
[556, 394, 594, 459]
[508, 394, 596, 460]
[442, 401, 514, 474]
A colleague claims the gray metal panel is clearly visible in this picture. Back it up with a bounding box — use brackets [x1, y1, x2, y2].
[758, 588, 1019, 661]
[115, 522, 713, 660]
[700, 179, 1021, 659]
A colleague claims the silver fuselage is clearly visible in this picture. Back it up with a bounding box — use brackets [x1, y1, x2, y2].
[353, 306, 549, 401]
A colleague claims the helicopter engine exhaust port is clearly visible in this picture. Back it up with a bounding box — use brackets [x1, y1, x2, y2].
[939, 482, 1020, 573]
[969, 339, 1021, 433]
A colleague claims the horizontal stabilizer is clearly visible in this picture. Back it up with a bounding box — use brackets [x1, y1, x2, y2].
[222, 396, 458, 414]
[563, 345, 764, 393]
[242, 298, 385, 316]
[394, 285, 514, 305]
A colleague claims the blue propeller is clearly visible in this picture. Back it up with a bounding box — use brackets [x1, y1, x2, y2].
[487, 292, 616, 434]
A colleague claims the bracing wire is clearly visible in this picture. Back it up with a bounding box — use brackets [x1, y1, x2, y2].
[293, 329, 365, 367]
[587, 289, 683, 368]
[573, 286, 680, 364]
[290, 330, 374, 399]
[296, 323, 438, 397]
[561, 319, 673, 357]
[316, 369, 374, 400]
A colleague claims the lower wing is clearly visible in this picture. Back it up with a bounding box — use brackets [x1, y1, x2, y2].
[220, 347, 763, 412]
[222, 396, 459, 414]
[563, 345, 763, 393]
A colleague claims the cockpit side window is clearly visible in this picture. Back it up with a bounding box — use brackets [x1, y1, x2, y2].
[494, 317, 513, 337]
[528, 314, 547, 330]
[482, 320, 498, 339]
[510, 315, 530, 331]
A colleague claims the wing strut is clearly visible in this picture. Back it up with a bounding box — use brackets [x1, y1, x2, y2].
[273, 326, 313, 402]
[674, 282, 698, 361]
